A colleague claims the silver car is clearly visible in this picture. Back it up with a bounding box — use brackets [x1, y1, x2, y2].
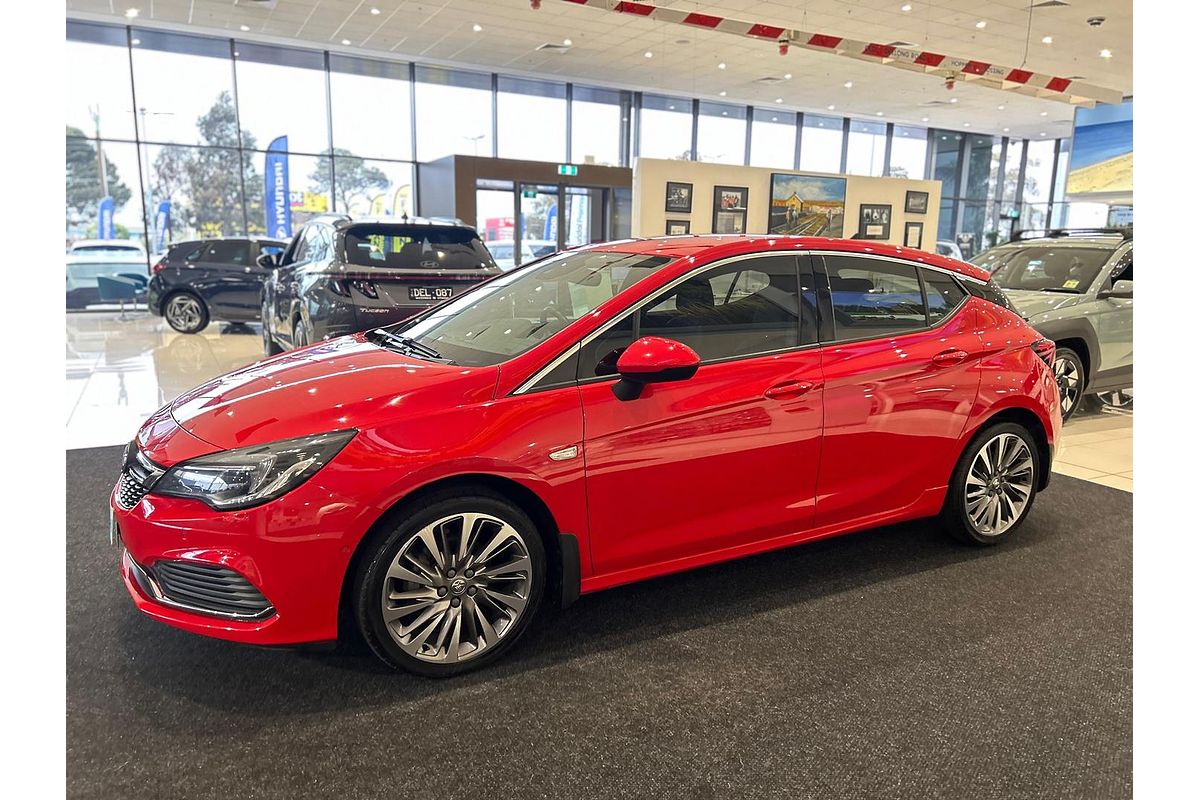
[972, 229, 1133, 419]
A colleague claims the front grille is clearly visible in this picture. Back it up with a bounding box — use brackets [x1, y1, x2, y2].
[152, 560, 274, 619]
[116, 470, 148, 509]
[114, 441, 165, 510]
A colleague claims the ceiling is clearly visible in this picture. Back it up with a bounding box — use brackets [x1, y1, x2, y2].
[66, 0, 1132, 139]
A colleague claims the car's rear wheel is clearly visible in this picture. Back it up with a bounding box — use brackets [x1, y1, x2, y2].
[353, 492, 545, 677]
[1092, 388, 1133, 412]
[261, 299, 282, 356]
[1053, 347, 1085, 421]
[163, 292, 209, 334]
[942, 422, 1040, 546]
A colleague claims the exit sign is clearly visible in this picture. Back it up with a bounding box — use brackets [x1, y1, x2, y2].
[521, 189, 538, 198]
[557, 164, 578, 176]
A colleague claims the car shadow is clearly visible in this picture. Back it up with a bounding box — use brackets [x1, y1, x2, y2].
[116, 509, 1044, 723]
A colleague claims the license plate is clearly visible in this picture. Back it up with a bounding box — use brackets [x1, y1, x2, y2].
[409, 286, 452, 302]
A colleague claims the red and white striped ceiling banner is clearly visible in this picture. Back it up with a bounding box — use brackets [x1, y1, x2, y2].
[557, 0, 1122, 107]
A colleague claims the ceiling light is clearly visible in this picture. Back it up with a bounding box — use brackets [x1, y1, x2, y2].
[1100, 49, 1113, 58]
[997, 105, 1005, 110]
[921, 116, 929, 122]
[843, 80, 853, 89]
[827, 104, 836, 110]
[775, 97, 783, 103]
[239, 25, 250, 32]
[1040, 132, 1047, 136]
[473, 23, 482, 32]
[563, 38, 573, 46]
[722, 111, 728, 116]
[371, 7, 381, 15]
[1042, 35, 1053, 44]
[644, 50, 653, 58]
[1040, 110, 1048, 116]
[976, 20, 987, 29]
[772, 116, 778, 122]
[901, 3, 912, 11]
[784, 73, 792, 80]
[718, 90, 727, 96]
[124, 8, 139, 18]
[949, 97, 958, 103]
[1003, 127, 1010, 132]
[668, 104, 675, 110]
[963, 122, 970, 127]
[876, 111, 884, 116]
[131, 38, 140, 45]
[341, 39, 351, 45]
[718, 62, 726, 70]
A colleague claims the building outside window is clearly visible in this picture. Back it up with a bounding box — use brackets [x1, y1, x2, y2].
[799, 114, 843, 173]
[695, 102, 747, 165]
[639, 94, 693, 160]
[497, 77, 566, 163]
[749, 109, 797, 170]
[845, 120, 887, 176]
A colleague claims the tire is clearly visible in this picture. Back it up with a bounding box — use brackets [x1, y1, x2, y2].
[162, 291, 209, 334]
[942, 422, 1041, 546]
[292, 317, 311, 349]
[261, 300, 282, 356]
[1090, 388, 1133, 412]
[353, 490, 546, 677]
[1052, 346, 1086, 421]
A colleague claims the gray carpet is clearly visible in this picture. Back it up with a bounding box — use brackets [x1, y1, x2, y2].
[67, 445, 1131, 799]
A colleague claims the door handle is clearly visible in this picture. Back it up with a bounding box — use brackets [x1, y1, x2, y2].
[764, 380, 814, 399]
[932, 349, 968, 367]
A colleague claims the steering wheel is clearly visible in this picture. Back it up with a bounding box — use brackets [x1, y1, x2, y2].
[540, 306, 568, 326]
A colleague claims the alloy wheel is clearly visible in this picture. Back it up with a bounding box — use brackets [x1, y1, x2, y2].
[1053, 355, 1082, 417]
[165, 295, 202, 332]
[964, 432, 1035, 537]
[1096, 388, 1133, 411]
[380, 512, 533, 664]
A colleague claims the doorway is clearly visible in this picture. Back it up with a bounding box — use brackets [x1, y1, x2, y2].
[475, 180, 613, 269]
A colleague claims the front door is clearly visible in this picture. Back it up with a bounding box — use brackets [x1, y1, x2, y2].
[580, 253, 824, 578]
[1093, 246, 1133, 378]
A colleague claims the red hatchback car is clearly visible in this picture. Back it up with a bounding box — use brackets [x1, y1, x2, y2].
[112, 235, 1061, 676]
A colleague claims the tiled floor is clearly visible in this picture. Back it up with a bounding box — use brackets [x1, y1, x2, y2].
[66, 311, 1133, 491]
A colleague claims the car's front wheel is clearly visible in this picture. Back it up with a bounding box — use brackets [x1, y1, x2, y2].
[353, 491, 546, 677]
[261, 299, 282, 356]
[292, 317, 311, 349]
[1053, 347, 1085, 421]
[942, 422, 1040, 545]
[163, 292, 209, 334]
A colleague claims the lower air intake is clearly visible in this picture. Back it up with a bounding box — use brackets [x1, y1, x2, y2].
[151, 560, 274, 620]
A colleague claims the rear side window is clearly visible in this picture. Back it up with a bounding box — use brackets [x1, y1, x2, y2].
[172, 242, 205, 262]
[964, 278, 1014, 311]
[923, 271, 968, 323]
[825, 256, 925, 341]
[343, 225, 498, 270]
[200, 240, 252, 266]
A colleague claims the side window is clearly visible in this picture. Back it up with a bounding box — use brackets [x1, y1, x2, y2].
[306, 226, 330, 262]
[180, 243, 205, 262]
[201, 240, 252, 266]
[578, 314, 635, 379]
[288, 227, 310, 264]
[639, 255, 802, 362]
[1111, 249, 1132, 283]
[826, 256, 926, 341]
[923, 270, 968, 324]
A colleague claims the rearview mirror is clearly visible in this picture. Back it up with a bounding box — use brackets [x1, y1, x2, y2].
[256, 251, 281, 270]
[612, 336, 701, 401]
[1098, 279, 1133, 300]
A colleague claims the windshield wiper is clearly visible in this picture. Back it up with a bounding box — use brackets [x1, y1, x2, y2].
[1041, 287, 1080, 294]
[369, 329, 456, 364]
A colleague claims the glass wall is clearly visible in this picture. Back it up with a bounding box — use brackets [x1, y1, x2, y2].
[639, 94, 693, 160]
[695, 102, 747, 165]
[845, 120, 887, 176]
[799, 114, 843, 173]
[749, 109, 796, 170]
[415, 66, 493, 162]
[497, 77, 566, 163]
[889, 125, 927, 179]
[572, 86, 624, 166]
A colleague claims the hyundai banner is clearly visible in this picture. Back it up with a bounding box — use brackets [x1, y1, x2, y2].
[97, 196, 114, 239]
[264, 136, 292, 240]
[154, 200, 171, 252]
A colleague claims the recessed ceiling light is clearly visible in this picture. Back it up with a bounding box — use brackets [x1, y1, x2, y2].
[827, 104, 836, 110]
[1040, 132, 1047, 136]
[949, 97, 958, 103]
[722, 111, 728, 116]
[718, 62, 726, 70]
[124, 8, 139, 18]
[563, 38, 573, 46]
[371, 7, 381, 15]
[775, 97, 783, 103]
[1100, 49, 1113, 58]
[963, 122, 971, 127]
[771, 116, 778, 122]
[876, 111, 884, 116]
[342, 39, 352, 45]
[901, 3, 912, 11]
[1003, 127, 1010, 132]
[473, 23, 482, 32]
[997, 105, 1005, 110]
[239, 24, 250, 32]
[718, 90, 727, 96]
[784, 73, 793, 80]
[1040, 110, 1048, 116]
[843, 80, 853, 89]
[644, 50, 653, 58]
[921, 116, 929, 122]
[668, 104, 675, 110]
[976, 20, 987, 29]
[1042, 35, 1053, 44]
[131, 38, 140, 45]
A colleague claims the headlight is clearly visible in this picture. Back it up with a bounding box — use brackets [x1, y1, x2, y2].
[152, 430, 356, 510]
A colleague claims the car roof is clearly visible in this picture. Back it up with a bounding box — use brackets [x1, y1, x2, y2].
[580, 235, 991, 283]
[991, 236, 1126, 248]
[323, 215, 473, 230]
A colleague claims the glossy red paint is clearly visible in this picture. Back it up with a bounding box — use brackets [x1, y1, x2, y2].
[615, 336, 701, 375]
[112, 235, 1059, 647]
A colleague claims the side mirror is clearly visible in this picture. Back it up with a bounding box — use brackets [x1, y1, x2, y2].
[1098, 279, 1133, 300]
[256, 252, 281, 270]
[612, 336, 701, 401]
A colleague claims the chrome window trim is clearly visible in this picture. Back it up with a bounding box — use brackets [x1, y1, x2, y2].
[807, 249, 987, 286]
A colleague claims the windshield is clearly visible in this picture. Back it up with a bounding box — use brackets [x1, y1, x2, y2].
[387, 250, 673, 366]
[342, 224, 497, 271]
[976, 246, 1114, 293]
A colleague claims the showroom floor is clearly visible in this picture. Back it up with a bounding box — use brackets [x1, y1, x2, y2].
[66, 445, 1132, 799]
[66, 312, 1134, 491]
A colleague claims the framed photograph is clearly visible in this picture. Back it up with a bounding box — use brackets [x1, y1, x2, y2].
[858, 204, 892, 240]
[665, 181, 693, 213]
[904, 190, 929, 215]
[666, 219, 691, 236]
[904, 221, 924, 250]
[712, 185, 748, 234]
[768, 173, 847, 237]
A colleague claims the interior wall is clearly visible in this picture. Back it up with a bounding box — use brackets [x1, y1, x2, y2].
[633, 158, 943, 252]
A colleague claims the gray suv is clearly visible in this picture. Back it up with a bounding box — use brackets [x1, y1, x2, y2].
[973, 229, 1132, 419]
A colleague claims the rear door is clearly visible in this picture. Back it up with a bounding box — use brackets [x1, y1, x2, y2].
[196, 239, 260, 320]
[813, 253, 981, 528]
[579, 253, 825, 578]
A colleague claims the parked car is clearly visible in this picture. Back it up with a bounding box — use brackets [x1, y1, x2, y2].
[112, 235, 1060, 677]
[261, 215, 501, 355]
[65, 253, 148, 309]
[972, 228, 1132, 420]
[69, 238, 146, 256]
[936, 240, 964, 260]
[147, 237, 287, 333]
[486, 238, 558, 271]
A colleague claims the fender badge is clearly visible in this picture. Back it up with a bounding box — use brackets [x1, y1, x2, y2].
[549, 445, 579, 462]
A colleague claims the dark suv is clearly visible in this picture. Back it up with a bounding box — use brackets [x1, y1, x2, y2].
[148, 237, 287, 333]
[261, 216, 501, 354]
